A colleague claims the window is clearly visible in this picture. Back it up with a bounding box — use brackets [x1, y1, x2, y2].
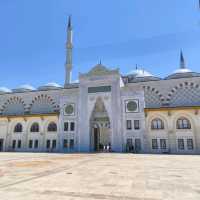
[12, 140, 16, 149]
[160, 139, 167, 150]
[127, 138, 133, 146]
[34, 140, 39, 149]
[46, 140, 51, 149]
[151, 119, 164, 130]
[47, 122, 57, 132]
[30, 123, 39, 132]
[29, 140, 33, 148]
[52, 140, 57, 149]
[64, 104, 75, 115]
[152, 139, 158, 149]
[126, 138, 133, 152]
[14, 123, 23, 133]
[187, 139, 194, 150]
[64, 122, 69, 131]
[17, 140, 21, 148]
[134, 120, 140, 130]
[70, 139, 74, 149]
[126, 120, 132, 130]
[177, 118, 191, 129]
[63, 139, 68, 148]
[178, 139, 184, 150]
[126, 100, 139, 113]
[70, 122, 75, 131]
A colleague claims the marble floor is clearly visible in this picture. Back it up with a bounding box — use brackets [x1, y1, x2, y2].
[0, 153, 200, 200]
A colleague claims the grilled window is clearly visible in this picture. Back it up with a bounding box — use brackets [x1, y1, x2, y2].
[30, 123, 39, 132]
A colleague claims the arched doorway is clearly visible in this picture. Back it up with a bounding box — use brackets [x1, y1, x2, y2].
[90, 97, 111, 152]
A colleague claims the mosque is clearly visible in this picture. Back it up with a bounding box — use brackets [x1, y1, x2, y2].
[0, 17, 200, 154]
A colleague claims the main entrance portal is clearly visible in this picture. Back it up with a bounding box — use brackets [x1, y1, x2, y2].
[90, 97, 111, 152]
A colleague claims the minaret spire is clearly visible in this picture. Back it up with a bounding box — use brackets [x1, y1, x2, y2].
[68, 15, 72, 29]
[65, 15, 73, 86]
[180, 50, 186, 69]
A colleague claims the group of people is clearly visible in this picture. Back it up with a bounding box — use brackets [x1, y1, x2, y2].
[99, 143, 111, 152]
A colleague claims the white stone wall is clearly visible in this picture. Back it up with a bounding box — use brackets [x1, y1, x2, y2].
[78, 71, 123, 152]
[121, 85, 147, 153]
[59, 88, 79, 152]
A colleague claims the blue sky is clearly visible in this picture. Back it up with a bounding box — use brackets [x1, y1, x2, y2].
[0, 0, 200, 88]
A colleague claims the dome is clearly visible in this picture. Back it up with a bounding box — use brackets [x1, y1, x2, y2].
[126, 68, 161, 83]
[0, 87, 12, 94]
[165, 70, 200, 80]
[173, 68, 192, 74]
[38, 82, 62, 90]
[129, 69, 154, 78]
[165, 66, 200, 80]
[12, 84, 36, 92]
[45, 82, 62, 88]
[72, 79, 79, 83]
[19, 84, 35, 90]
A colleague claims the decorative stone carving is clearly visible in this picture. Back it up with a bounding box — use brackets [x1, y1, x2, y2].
[80, 64, 119, 78]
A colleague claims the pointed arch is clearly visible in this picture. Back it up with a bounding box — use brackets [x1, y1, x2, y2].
[90, 97, 111, 152]
[29, 94, 59, 114]
[1, 96, 25, 115]
[90, 97, 110, 123]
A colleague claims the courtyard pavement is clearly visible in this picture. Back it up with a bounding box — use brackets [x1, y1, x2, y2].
[0, 153, 200, 200]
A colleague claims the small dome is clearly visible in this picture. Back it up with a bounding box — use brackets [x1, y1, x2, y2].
[126, 68, 161, 83]
[165, 68, 200, 80]
[45, 82, 62, 87]
[72, 79, 79, 83]
[129, 69, 154, 78]
[13, 84, 36, 92]
[19, 84, 35, 90]
[38, 82, 62, 90]
[0, 87, 12, 94]
[173, 68, 192, 74]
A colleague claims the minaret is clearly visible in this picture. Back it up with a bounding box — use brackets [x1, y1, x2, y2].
[65, 16, 73, 86]
[180, 50, 186, 69]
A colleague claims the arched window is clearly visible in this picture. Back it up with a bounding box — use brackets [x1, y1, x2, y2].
[177, 118, 191, 129]
[47, 122, 57, 132]
[30, 123, 39, 132]
[151, 118, 164, 130]
[14, 123, 23, 133]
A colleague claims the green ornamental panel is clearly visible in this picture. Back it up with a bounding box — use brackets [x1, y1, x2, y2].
[65, 104, 74, 115]
[88, 86, 111, 93]
[127, 101, 138, 112]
